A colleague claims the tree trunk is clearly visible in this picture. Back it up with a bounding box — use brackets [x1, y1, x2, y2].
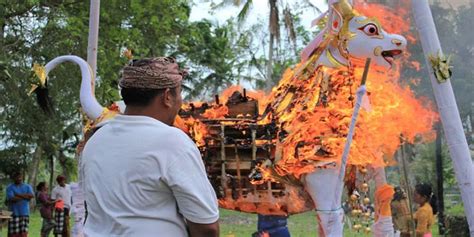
[27, 145, 43, 187]
[57, 150, 68, 178]
[436, 123, 446, 234]
[49, 154, 54, 193]
[265, 33, 274, 91]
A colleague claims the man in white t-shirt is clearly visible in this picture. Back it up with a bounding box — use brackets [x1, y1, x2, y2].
[51, 174, 71, 237]
[82, 57, 219, 237]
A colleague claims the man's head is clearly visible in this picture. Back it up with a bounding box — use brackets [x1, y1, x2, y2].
[12, 172, 23, 185]
[56, 175, 66, 187]
[119, 57, 185, 125]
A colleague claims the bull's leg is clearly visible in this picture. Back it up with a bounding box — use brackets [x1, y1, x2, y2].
[304, 167, 344, 237]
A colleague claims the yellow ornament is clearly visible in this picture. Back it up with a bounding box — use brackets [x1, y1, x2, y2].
[363, 197, 370, 205]
[360, 167, 368, 174]
[365, 227, 371, 233]
[29, 63, 48, 96]
[428, 51, 452, 83]
[33, 63, 47, 87]
[350, 194, 358, 201]
[122, 48, 133, 60]
[353, 224, 361, 230]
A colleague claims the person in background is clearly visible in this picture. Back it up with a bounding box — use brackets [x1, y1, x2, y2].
[391, 186, 411, 237]
[253, 215, 290, 237]
[413, 183, 437, 237]
[36, 182, 56, 237]
[51, 175, 71, 237]
[5, 172, 34, 237]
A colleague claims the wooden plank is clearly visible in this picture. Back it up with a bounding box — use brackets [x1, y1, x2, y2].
[227, 100, 258, 118]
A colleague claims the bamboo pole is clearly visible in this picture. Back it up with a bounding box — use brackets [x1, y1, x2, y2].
[336, 58, 371, 191]
[87, 0, 100, 81]
[412, 0, 474, 233]
[399, 139, 415, 236]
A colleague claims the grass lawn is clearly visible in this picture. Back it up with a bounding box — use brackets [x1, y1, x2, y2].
[1, 209, 440, 236]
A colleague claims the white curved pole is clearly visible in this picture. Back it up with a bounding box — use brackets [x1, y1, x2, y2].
[412, 0, 474, 234]
[45, 55, 104, 120]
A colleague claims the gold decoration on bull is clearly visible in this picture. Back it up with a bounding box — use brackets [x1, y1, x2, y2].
[348, 165, 374, 233]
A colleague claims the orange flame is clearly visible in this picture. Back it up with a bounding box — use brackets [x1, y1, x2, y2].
[176, 1, 438, 212]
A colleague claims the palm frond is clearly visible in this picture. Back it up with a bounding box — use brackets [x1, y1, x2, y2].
[237, 0, 253, 23]
[211, 0, 242, 10]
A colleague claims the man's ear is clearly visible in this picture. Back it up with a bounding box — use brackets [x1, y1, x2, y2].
[162, 88, 173, 108]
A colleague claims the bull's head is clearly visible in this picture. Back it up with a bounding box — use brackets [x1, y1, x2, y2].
[302, 0, 406, 69]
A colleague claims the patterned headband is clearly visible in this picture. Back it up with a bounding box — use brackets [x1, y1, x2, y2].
[119, 57, 187, 89]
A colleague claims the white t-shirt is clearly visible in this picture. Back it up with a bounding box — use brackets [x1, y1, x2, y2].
[52, 184, 72, 209]
[81, 115, 218, 237]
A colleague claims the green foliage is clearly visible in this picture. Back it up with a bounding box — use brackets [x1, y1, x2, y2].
[180, 19, 252, 98]
[0, 0, 258, 182]
[408, 140, 456, 189]
[446, 203, 465, 216]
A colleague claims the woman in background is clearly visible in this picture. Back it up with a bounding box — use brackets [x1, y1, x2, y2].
[413, 183, 437, 237]
[36, 182, 56, 237]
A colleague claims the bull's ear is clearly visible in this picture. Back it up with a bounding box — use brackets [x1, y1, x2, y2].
[328, 0, 356, 35]
[328, 5, 344, 34]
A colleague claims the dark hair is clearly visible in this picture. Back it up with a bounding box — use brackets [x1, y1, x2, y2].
[56, 175, 66, 183]
[393, 186, 406, 201]
[36, 182, 46, 192]
[121, 87, 177, 106]
[11, 172, 22, 179]
[415, 183, 438, 215]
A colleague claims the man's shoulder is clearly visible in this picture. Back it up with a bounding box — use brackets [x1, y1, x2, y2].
[6, 183, 14, 190]
[23, 183, 32, 189]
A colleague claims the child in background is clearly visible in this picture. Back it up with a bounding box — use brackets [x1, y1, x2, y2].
[413, 183, 437, 237]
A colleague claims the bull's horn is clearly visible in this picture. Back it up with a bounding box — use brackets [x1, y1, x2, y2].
[44, 55, 104, 120]
[334, 0, 357, 20]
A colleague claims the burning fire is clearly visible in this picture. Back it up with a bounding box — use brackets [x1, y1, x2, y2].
[176, 1, 437, 213]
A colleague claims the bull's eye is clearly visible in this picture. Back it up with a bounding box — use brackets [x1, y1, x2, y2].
[360, 23, 379, 36]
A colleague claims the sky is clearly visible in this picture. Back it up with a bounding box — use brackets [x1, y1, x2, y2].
[189, 0, 328, 31]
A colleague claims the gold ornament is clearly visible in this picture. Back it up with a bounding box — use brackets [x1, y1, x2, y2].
[363, 197, 370, 205]
[365, 227, 371, 233]
[28, 63, 48, 95]
[350, 194, 358, 201]
[122, 48, 133, 61]
[351, 209, 359, 216]
[428, 51, 452, 83]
